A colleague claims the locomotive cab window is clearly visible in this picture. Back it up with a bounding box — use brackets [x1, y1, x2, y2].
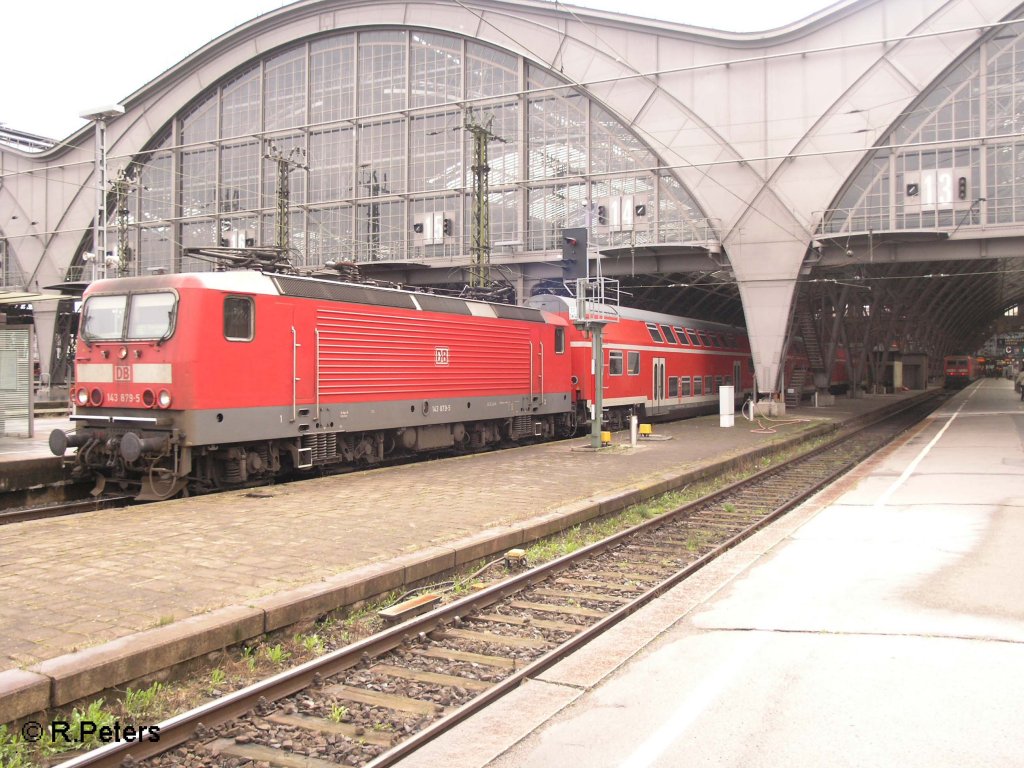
[81, 291, 177, 342]
[81, 294, 128, 341]
[127, 292, 176, 340]
[224, 296, 254, 341]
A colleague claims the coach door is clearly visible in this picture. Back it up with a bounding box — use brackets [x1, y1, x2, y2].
[652, 357, 667, 415]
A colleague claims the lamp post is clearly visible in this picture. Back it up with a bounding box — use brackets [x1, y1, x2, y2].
[80, 104, 125, 281]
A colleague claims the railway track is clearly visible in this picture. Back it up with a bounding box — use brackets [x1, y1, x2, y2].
[55, 393, 944, 768]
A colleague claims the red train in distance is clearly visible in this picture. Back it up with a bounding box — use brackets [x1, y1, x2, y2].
[943, 354, 977, 389]
[51, 269, 832, 500]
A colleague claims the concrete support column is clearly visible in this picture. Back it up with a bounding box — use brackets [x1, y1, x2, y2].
[32, 305, 59, 399]
[727, 239, 805, 396]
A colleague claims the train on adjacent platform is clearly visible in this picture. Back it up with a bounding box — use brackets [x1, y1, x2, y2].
[49, 270, 815, 500]
[942, 354, 978, 389]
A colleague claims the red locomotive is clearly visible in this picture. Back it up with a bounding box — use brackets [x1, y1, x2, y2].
[52, 271, 578, 499]
[943, 354, 977, 389]
[50, 270, 775, 500]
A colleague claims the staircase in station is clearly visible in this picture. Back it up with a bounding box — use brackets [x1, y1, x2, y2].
[787, 298, 829, 407]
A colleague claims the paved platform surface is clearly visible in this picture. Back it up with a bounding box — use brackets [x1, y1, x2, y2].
[0, 392, 924, 721]
[396, 378, 1024, 768]
[0, 417, 71, 460]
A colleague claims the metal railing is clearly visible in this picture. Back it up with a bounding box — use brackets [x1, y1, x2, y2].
[813, 205, 986, 237]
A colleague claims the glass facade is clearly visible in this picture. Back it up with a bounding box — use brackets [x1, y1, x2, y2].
[824, 20, 1024, 234]
[116, 29, 706, 275]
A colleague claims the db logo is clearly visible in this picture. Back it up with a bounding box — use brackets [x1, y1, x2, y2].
[434, 347, 450, 366]
[115, 365, 131, 382]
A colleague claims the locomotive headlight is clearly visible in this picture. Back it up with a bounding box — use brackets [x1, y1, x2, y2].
[89, 388, 104, 406]
[158, 389, 172, 408]
[118, 346, 128, 360]
[76, 388, 89, 406]
[142, 389, 156, 408]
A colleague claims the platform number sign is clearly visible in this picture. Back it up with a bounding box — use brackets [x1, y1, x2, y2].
[905, 169, 969, 210]
[435, 346, 450, 366]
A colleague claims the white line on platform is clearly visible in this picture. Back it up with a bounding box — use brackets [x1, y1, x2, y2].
[618, 632, 768, 768]
[872, 393, 974, 509]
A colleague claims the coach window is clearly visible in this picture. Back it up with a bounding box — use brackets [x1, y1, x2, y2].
[693, 376, 703, 396]
[704, 375, 714, 394]
[645, 323, 664, 343]
[609, 350, 624, 375]
[668, 377, 679, 398]
[681, 376, 692, 396]
[715, 375, 724, 390]
[674, 327, 690, 345]
[224, 296, 254, 341]
[686, 328, 701, 346]
[555, 327, 565, 354]
[661, 325, 677, 344]
[698, 332, 712, 347]
[627, 351, 640, 375]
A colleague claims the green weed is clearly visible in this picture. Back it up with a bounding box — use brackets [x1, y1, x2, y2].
[209, 667, 227, 689]
[0, 723, 31, 767]
[122, 681, 163, 720]
[263, 644, 291, 666]
[294, 633, 326, 655]
[42, 699, 117, 755]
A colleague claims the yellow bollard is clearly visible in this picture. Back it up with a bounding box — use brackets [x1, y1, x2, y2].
[639, 423, 653, 437]
[601, 430, 612, 446]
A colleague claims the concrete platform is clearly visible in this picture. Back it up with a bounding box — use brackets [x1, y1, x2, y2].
[0, 391, 927, 723]
[395, 378, 1024, 768]
[0, 417, 71, 496]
